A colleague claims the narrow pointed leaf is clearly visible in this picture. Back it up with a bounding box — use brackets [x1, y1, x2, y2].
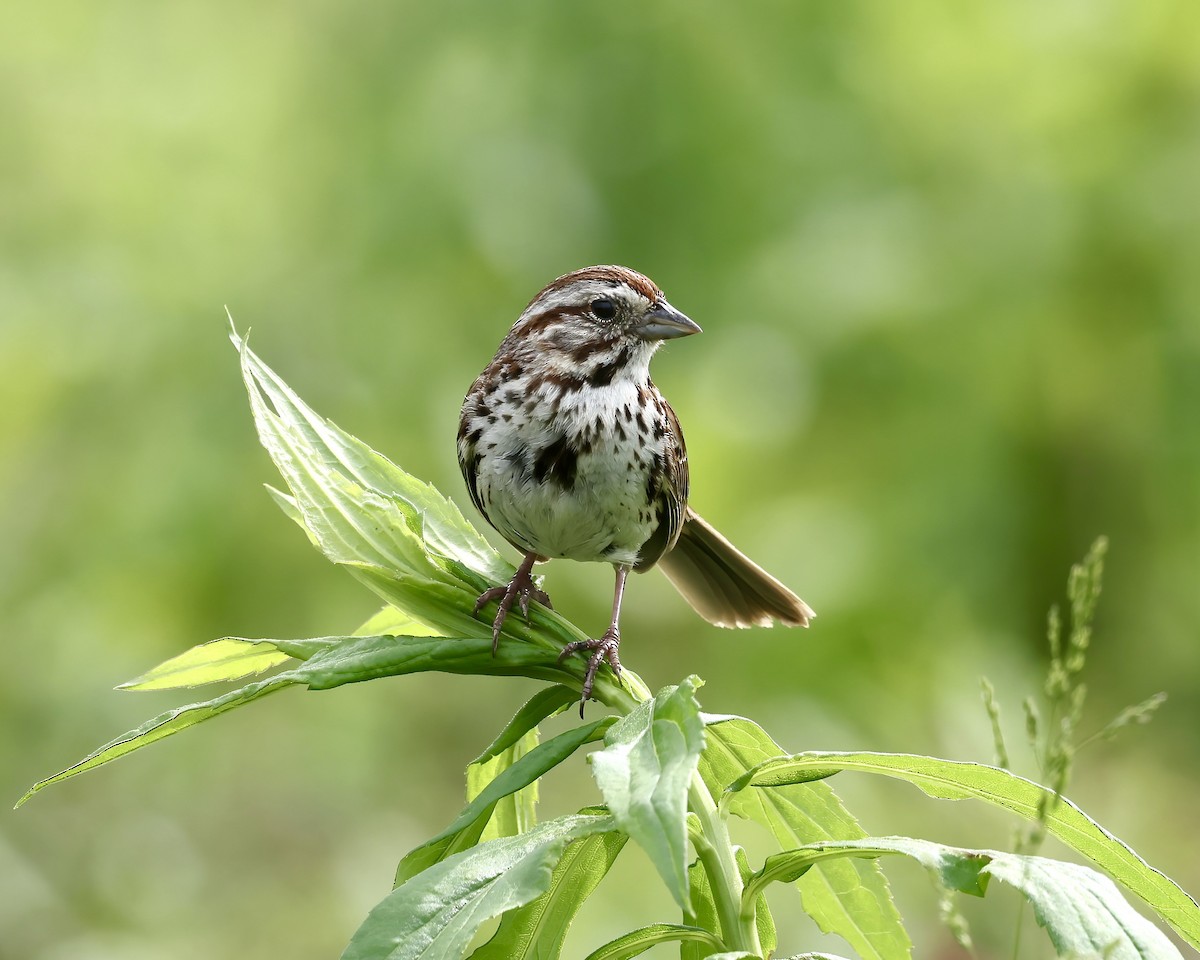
[469, 727, 541, 844]
[18, 672, 300, 806]
[472, 686, 580, 766]
[581, 924, 724, 960]
[116, 638, 293, 691]
[343, 813, 613, 960]
[470, 809, 627, 960]
[395, 717, 615, 886]
[725, 751, 1200, 950]
[23, 634, 580, 806]
[700, 716, 910, 960]
[591, 678, 705, 911]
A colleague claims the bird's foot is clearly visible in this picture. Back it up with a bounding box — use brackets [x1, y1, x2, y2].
[558, 627, 622, 717]
[474, 567, 552, 654]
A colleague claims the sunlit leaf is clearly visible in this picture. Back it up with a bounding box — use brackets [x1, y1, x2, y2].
[590, 677, 705, 910]
[354, 603, 443, 638]
[469, 727, 540, 844]
[116, 637, 292, 691]
[236, 328, 510, 585]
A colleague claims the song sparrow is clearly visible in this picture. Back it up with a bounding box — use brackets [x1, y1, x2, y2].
[458, 265, 813, 711]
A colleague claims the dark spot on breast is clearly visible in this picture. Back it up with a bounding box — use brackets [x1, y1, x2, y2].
[614, 420, 627, 441]
[623, 403, 632, 422]
[467, 427, 484, 445]
[532, 435, 578, 490]
[587, 346, 631, 387]
[635, 409, 647, 432]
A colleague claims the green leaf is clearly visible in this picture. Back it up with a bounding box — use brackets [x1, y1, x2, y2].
[395, 717, 615, 886]
[18, 672, 300, 806]
[591, 677, 706, 911]
[682, 856, 722, 960]
[725, 750, 1200, 951]
[581, 923, 724, 960]
[354, 603, 443, 638]
[472, 687, 581, 766]
[700, 717, 911, 960]
[342, 812, 613, 960]
[236, 330, 511, 586]
[734, 846, 776, 958]
[744, 837, 1182, 960]
[22, 634, 581, 807]
[470, 808, 627, 960]
[234, 331, 654, 706]
[469, 726, 540, 844]
[116, 637, 293, 690]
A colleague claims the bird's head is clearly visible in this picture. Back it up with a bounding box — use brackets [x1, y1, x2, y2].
[506, 265, 701, 375]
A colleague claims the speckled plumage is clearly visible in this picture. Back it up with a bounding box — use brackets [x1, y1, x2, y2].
[457, 266, 687, 570]
[459, 265, 813, 711]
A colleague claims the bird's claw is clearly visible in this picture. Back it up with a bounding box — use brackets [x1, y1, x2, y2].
[558, 628, 622, 717]
[473, 569, 552, 655]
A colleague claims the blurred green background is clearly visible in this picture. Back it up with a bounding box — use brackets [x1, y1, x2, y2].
[4, 1, 1198, 956]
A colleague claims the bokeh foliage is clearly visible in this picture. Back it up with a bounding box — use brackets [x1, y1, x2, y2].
[3, 1, 1197, 957]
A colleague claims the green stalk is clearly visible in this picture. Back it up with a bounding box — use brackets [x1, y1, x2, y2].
[689, 772, 761, 955]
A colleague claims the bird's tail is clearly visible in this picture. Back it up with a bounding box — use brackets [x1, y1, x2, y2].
[656, 509, 815, 629]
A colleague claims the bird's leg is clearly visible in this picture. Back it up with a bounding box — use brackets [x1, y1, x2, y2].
[558, 564, 629, 716]
[473, 552, 552, 654]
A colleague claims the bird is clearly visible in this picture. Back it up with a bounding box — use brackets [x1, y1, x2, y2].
[457, 265, 813, 711]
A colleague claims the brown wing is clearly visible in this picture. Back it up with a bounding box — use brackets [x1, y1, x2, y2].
[456, 394, 489, 523]
[633, 393, 689, 572]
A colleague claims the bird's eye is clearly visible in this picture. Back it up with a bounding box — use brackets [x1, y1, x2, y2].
[590, 298, 617, 320]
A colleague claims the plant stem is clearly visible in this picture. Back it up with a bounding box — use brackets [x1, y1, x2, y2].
[689, 772, 762, 956]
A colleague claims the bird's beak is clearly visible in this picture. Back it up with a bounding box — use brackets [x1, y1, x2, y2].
[631, 300, 703, 341]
